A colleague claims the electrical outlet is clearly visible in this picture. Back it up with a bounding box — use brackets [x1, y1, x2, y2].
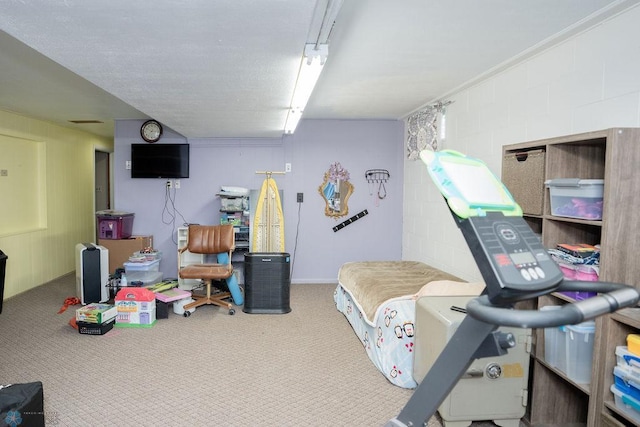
[166, 180, 172, 188]
[174, 180, 181, 189]
[125, 160, 131, 170]
[297, 192, 304, 203]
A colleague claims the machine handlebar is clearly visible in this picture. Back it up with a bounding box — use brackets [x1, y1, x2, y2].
[466, 280, 639, 328]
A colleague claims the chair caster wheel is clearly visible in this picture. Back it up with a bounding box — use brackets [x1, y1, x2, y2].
[229, 308, 235, 315]
[183, 311, 191, 318]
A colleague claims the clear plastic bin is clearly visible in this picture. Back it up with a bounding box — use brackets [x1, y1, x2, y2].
[566, 321, 595, 384]
[611, 384, 640, 424]
[126, 271, 163, 287]
[545, 179, 604, 220]
[124, 259, 160, 273]
[542, 306, 566, 371]
[616, 346, 640, 369]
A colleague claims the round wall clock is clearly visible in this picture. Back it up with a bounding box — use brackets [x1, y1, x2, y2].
[140, 120, 163, 143]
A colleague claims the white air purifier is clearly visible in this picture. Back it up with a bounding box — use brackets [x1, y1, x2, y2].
[75, 243, 109, 304]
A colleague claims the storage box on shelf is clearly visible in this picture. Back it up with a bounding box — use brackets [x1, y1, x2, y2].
[96, 210, 134, 239]
[502, 148, 546, 215]
[502, 128, 640, 427]
[545, 179, 604, 220]
[542, 306, 567, 373]
[603, 310, 640, 426]
[610, 384, 640, 424]
[541, 307, 596, 384]
[628, 335, 640, 355]
[610, 344, 640, 424]
[616, 345, 640, 368]
[566, 321, 596, 384]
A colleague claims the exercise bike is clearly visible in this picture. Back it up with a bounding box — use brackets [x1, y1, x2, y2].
[386, 150, 639, 427]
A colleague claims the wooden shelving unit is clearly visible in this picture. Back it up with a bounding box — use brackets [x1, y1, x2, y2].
[218, 193, 250, 284]
[502, 128, 640, 427]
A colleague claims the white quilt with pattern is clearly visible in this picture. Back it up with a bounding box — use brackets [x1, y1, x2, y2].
[334, 261, 484, 388]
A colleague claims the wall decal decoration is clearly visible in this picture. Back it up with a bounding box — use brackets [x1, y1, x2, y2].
[333, 209, 368, 232]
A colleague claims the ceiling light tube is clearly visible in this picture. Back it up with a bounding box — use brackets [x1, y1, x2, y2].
[284, 43, 328, 134]
[284, 108, 303, 134]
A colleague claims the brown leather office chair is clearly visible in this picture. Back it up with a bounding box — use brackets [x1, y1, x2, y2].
[178, 224, 236, 315]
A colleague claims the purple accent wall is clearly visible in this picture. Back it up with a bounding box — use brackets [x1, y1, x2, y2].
[113, 118, 404, 283]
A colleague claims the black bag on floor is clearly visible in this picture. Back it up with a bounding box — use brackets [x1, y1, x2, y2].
[0, 382, 44, 427]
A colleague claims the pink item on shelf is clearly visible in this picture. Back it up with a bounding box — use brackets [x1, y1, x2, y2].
[575, 265, 599, 281]
[559, 264, 577, 279]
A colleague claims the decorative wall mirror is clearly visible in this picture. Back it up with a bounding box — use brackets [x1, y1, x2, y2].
[318, 162, 353, 218]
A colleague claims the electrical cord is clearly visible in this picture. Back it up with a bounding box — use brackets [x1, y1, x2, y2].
[290, 199, 302, 278]
[162, 182, 189, 244]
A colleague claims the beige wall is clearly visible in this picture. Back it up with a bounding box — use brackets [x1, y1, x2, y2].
[0, 110, 112, 299]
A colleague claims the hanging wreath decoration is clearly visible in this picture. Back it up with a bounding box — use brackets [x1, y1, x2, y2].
[406, 107, 438, 160]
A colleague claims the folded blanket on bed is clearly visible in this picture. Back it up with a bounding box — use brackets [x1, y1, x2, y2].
[338, 261, 483, 323]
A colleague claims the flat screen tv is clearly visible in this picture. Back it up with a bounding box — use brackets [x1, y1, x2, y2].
[131, 143, 189, 178]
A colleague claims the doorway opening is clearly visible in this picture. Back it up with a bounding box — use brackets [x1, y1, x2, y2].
[94, 150, 111, 242]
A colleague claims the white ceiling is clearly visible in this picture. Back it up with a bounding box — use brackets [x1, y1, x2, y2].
[0, 0, 636, 140]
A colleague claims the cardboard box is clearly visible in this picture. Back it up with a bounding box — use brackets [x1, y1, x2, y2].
[115, 287, 156, 327]
[98, 235, 153, 274]
[76, 303, 117, 324]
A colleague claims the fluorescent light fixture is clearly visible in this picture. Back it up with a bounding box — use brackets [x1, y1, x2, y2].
[284, 43, 328, 134]
[284, 107, 303, 135]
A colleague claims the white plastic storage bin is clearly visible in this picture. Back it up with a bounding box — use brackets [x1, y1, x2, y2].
[545, 178, 604, 220]
[124, 259, 160, 273]
[617, 346, 640, 369]
[611, 384, 640, 424]
[614, 365, 640, 400]
[123, 259, 162, 286]
[565, 321, 595, 384]
[541, 306, 567, 372]
[127, 271, 163, 287]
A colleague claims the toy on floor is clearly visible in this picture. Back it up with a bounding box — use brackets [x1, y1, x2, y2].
[57, 297, 81, 314]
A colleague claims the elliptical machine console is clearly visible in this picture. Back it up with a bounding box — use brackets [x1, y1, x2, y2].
[386, 150, 639, 427]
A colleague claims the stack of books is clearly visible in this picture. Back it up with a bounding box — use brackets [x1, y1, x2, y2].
[75, 303, 117, 335]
